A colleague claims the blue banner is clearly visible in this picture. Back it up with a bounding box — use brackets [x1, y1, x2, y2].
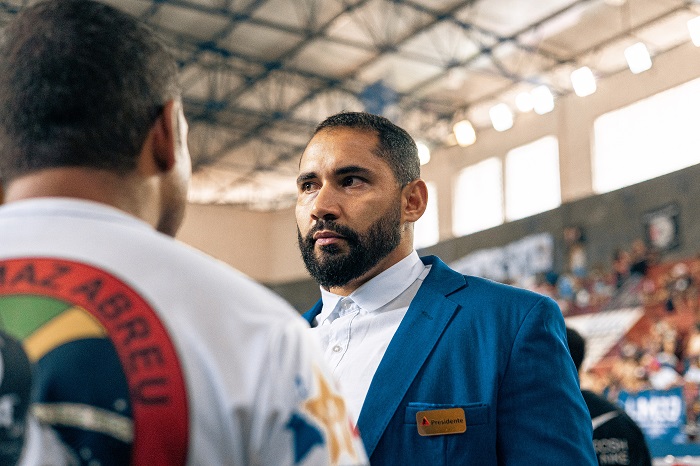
[618, 387, 686, 444]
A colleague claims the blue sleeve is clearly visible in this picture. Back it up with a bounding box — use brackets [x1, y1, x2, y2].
[496, 296, 597, 465]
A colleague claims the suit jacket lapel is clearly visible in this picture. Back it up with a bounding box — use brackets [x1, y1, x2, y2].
[302, 300, 322, 326]
[356, 256, 467, 457]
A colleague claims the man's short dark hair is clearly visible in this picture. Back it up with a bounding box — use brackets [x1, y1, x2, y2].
[566, 327, 586, 372]
[314, 111, 420, 186]
[0, 0, 180, 183]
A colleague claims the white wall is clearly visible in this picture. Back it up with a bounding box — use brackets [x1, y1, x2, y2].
[178, 41, 700, 284]
[177, 203, 305, 284]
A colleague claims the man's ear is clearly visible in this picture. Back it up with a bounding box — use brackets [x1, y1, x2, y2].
[150, 100, 178, 173]
[402, 179, 428, 223]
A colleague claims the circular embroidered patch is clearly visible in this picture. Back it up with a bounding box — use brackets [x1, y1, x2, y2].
[0, 258, 188, 465]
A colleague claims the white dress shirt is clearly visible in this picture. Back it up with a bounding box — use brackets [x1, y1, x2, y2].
[311, 251, 431, 424]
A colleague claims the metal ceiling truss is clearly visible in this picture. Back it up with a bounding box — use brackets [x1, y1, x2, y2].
[0, 0, 697, 209]
[160, 0, 576, 159]
[451, 0, 699, 117]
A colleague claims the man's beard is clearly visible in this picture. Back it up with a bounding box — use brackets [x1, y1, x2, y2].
[297, 205, 402, 289]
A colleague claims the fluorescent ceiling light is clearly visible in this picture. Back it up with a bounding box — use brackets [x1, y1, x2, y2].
[624, 42, 652, 74]
[416, 141, 431, 165]
[489, 103, 514, 132]
[570, 66, 597, 97]
[453, 120, 477, 147]
[688, 16, 700, 47]
[515, 92, 534, 112]
[532, 85, 555, 115]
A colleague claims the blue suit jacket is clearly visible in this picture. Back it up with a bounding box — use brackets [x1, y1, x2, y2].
[303, 255, 597, 465]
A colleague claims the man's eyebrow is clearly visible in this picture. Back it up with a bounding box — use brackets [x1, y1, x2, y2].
[296, 172, 316, 185]
[335, 165, 370, 176]
[297, 166, 371, 185]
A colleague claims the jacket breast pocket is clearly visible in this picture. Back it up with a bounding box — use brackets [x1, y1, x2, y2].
[400, 402, 491, 465]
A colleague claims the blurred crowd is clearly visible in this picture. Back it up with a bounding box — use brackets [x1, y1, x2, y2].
[528, 230, 700, 441]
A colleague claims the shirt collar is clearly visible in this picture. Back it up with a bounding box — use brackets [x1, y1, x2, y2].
[0, 197, 151, 230]
[319, 250, 426, 320]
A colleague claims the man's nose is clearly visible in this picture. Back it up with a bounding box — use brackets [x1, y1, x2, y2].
[310, 185, 340, 221]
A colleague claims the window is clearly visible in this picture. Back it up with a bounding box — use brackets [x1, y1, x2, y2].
[414, 182, 439, 249]
[505, 136, 561, 221]
[593, 77, 700, 193]
[453, 158, 503, 237]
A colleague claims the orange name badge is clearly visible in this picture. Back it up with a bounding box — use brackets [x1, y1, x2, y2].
[416, 408, 467, 436]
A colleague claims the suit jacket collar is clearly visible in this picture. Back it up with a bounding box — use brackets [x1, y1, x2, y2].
[303, 299, 323, 326]
[356, 255, 466, 456]
[302, 256, 468, 456]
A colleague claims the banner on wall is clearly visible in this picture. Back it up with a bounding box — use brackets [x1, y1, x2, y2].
[448, 232, 554, 284]
[618, 387, 686, 444]
[644, 203, 680, 252]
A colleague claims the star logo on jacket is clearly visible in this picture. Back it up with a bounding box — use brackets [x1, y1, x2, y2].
[303, 366, 360, 464]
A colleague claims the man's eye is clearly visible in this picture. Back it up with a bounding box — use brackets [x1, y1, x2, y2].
[300, 182, 316, 192]
[342, 176, 361, 187]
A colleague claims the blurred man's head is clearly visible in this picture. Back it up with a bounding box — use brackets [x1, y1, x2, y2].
[566, 327, 586, 372]
[0, 0, 191, 235]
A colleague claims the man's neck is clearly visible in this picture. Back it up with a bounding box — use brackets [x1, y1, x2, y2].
[4, 168, 150, 225]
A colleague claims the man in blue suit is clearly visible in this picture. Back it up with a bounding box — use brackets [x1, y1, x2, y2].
[295, 111, 597, 465]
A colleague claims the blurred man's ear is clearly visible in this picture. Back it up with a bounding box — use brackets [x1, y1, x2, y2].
[151, 100, 178, 173]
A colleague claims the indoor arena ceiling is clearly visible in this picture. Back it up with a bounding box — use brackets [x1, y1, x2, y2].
[0, 0, 697, 209]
